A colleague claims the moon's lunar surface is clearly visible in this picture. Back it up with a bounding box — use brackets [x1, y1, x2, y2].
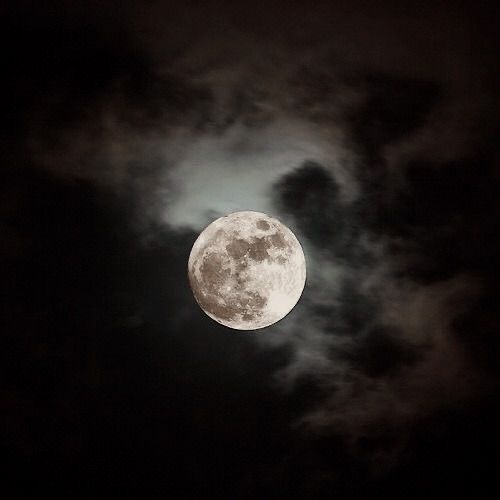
[188, 211, 306, 330]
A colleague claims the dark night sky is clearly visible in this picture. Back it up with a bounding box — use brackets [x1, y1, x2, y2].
[2, 1, 499, 498]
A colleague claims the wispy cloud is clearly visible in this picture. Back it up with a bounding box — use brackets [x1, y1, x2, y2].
[24, 16, 499, 466]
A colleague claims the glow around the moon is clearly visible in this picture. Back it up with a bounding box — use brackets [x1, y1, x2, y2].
[188, 211, 306, 330]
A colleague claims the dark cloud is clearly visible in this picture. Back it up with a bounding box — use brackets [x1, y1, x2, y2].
[273, 161, 343, 247]
[346, 325, 421, 378]
[348, 73, 442, 160]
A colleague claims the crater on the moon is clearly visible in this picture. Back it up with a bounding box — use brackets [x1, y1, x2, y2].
[188, 211, 306, 330]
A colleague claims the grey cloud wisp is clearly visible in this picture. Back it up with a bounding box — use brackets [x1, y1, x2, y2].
[24, 4, 499, 468]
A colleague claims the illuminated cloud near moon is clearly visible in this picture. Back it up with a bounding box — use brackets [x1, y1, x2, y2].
[188, 211, 306, 330]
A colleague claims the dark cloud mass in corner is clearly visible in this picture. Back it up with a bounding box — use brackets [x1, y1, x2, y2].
[2, 1, 499, 498]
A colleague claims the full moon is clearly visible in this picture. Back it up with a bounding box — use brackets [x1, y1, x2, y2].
[188, 211, 306, 330]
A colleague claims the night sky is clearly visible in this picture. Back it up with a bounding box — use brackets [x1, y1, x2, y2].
[2, 1, 499, 498]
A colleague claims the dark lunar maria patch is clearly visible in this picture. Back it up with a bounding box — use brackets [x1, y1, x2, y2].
[189, 251, 237, 322]
[226, 236, 274, 262]
[257, 219, 270, 230]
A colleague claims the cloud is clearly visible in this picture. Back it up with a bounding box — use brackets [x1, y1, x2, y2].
[18, 3, 499, 469]
[257, 157, 496, 466]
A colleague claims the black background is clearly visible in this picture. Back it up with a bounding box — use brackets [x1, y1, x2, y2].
[2, 1, 499, 498]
